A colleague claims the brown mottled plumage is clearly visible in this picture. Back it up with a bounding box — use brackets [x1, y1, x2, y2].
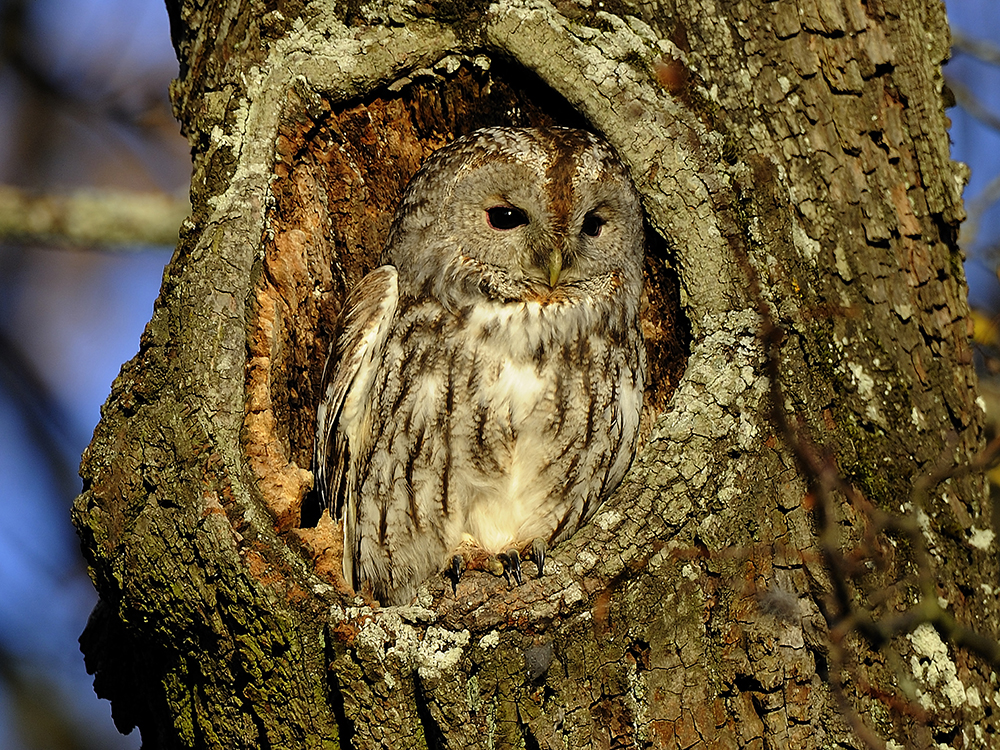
[314, 127, 646, 605]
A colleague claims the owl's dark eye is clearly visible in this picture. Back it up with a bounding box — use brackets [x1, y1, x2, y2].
[487, 206, 529, 230]
[581, 212, 605, 237]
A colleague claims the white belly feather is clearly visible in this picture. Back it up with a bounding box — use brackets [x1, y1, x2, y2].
[463, 359, 553, 551]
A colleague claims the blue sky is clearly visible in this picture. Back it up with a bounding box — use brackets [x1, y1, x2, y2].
[0, 0, 180, 746]
[947, 0, 1000, 308]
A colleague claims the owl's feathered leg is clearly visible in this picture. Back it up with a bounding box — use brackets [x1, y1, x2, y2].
[444, 542, 505, 594]
[444, 538, 549, 595]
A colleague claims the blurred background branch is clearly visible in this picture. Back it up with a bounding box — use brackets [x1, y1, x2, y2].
[0, 185, 188, 247]
[953, 29, 1000, 66]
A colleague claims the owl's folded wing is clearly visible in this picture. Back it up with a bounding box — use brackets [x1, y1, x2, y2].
[314, 265, 399, 519]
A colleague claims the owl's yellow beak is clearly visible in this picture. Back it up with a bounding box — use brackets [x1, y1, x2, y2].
[548, 250, 563, 287]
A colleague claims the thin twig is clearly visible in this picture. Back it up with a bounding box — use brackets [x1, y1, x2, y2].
[953, 31, 1000, 67]
[947, 77, 1000, 134]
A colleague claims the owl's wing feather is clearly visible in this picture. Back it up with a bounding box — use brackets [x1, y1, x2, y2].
[314, 265, 399, 519]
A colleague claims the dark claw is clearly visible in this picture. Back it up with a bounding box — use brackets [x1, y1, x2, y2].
[502, 549, 523, 586]
[530, 538, 547, 578]
[447, 554, 465, 594]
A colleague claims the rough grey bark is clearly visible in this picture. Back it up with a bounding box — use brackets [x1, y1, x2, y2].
[73, 0, 999, 747]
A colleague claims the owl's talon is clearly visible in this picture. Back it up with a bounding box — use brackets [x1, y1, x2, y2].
[447, 554, 466, 594]
[502, 549, 523, 586]
[530, 538, 547, 578]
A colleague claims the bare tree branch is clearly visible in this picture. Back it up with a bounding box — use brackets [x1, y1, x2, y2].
[945, 77, 1000, 133]
[953, 31, 1000, 67]
[0, 185, 188, 248]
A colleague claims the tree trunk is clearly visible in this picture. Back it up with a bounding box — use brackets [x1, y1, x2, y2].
[73, 0, 999, 747]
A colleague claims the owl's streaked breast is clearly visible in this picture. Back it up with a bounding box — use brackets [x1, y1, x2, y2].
[343, 288, 643, 602]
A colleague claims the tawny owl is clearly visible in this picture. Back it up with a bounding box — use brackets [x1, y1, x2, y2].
[314, 127, 646, 605]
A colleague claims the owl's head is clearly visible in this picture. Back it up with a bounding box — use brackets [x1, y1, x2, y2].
[382, 127, 645, 308]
